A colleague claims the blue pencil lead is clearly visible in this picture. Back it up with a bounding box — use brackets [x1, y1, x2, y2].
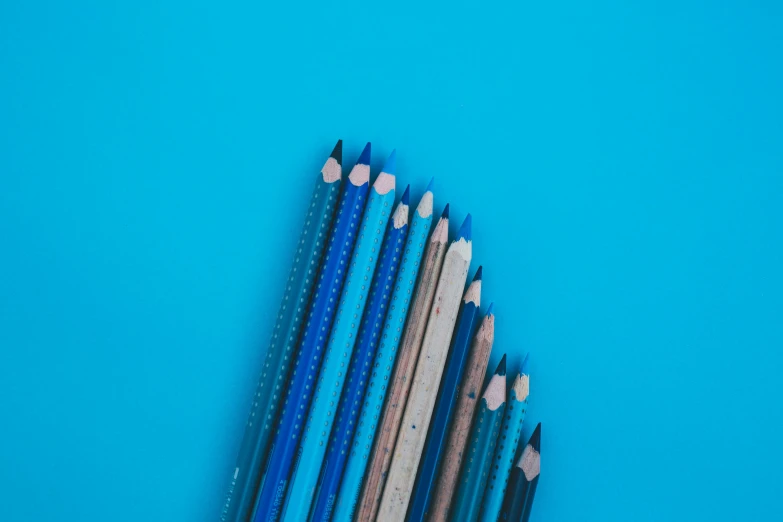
[529, 422, 541, 451]
[357, 142, 372, 165]
[330, 139, 343, 163]
[426, 177, 435, 192]
[401, 184, 410, 205]
[473, 266, 483, 282]
[441, 203, 450, 219]
[486, 302, 495, 316]
[381, 148, 396, 175]
[457, 213, 472, 241]
[496, 354, 507, 376]
[520, 352, 530, 375]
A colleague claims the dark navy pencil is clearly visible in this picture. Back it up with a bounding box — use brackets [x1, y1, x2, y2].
[310, 187, 411, 522]
[251, 143, 372, 522]
[500, 423, 541, 522]
[407, 267, 483, 521]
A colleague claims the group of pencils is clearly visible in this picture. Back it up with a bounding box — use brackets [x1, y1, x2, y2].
[221, 141, 541, 522]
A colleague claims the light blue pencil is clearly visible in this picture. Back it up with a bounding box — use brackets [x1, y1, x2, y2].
[479, 355, 530, 522]
[330, 182, 435, 521]
[280, 152, 398, 521]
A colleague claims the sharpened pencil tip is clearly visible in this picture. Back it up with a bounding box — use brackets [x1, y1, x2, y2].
[401, 185, 410, 205]
[457, 214, 472, 242]
[473, 266, 483, 282]
[529, 423, 541, 451]
[330, 140, 343, 163]
[357, 142, 371, 165]
[426, 177, 435, 192]
[486, 302, 495, 316]
[441, 204, 450, 219]
[520, 352, 530, 374]
[382, 149, 396, 175]
[495, 354, 507, 376]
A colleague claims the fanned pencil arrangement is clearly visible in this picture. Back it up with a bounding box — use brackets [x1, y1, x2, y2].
[222, 141, 543, 522]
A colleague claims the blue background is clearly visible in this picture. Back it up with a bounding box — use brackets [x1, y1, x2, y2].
[1, 1, 781, 520]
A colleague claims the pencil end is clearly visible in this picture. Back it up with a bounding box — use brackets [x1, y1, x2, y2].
[473, 265, 483, 282]
[426, 177, 435, 193]
[330, 139, 343, 163]
[441, 203, 450, 219]
[495, 354, 507, 376]
[486, 302, 494, 316]
[382, 149, 397, 175]
[401, 184, 410, 205]
[357, 142, 372, 165]
[529, 422, 541, 452]
[457, 213, 472, 242]
[520, 352, 530, 375]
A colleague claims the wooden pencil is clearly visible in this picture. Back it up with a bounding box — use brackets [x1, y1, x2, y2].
[355, 204, 450, 522]
[309, 183, 410, 521]
[480, 355, 530, 522]
[331, 182, 435, 521]
[500, 423, 541, 522]
[282, 151, 397, 521]
[251, 143, 372, 522]
[407, 268, 483, 521]
[377, 214, 473, 521]
[428, 304, 496, 521]
[449, 355, 507, 522]
[221, 141, 343, 522]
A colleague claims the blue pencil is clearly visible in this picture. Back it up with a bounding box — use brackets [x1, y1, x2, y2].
[499, 423, 540, 522]
[281, 152, 397, 521]
[309, 185, 411, 521]
[407, 267, 483, 521]
[221, 141, 343, 522]
[331, 183, 436, 521]
[480, 355, 530, 522]
[251, 143, 372, 522]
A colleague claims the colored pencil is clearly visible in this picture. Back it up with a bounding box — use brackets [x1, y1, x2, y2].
[428, 304, 496, 521]
[378, 214, 473, 520]
[480, 356, 530, 522]
[281, 152, 397, 521]
[355, 205, 449, 522]
[332, 185, 436, 521]
[449, 356, 507, 522]
[309, 184, 410, 521]
[500, 423, 540, 522]
[221, 141, 343, 522]
[252, 143, 372, 522]
[407, 267, 483, 521]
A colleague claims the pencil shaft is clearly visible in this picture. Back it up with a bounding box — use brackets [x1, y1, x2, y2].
[429, 313, 495, 521]
[283, 179, 395, 521]
[331, 192, 433, 521]
[252, 158, 370, 522]
[308, 192, 407, 522]
[407, 280, 481, 521]
[378, 233, 472, 520]
[221, 146, 342, 522]
[355, 216, 448, 522]
[479, 374, 529, 522]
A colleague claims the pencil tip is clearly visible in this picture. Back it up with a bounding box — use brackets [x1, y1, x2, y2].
[357, 142, 371, 165]
[441, 204, 450, 219]
[401, 185, 410, 205]
[330, 140, 343, 163]
[520, 352, 530, 374]
[382, 149, 396, 175]
[495, 354, 507, 376]
[457, 214, 472, 242]
[473, 266, 483, 282]
[426, 177, 435, 192]
[529, 423, 541, 451]
[486, 302, 495, 316]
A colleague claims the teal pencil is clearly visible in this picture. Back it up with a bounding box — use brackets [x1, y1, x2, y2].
[479, 355, 530, 522]
[281, 152, 397, 521]
[449, 356, 507, 522]
[220, 141, 343, 522]
[331, 182, 435, 521]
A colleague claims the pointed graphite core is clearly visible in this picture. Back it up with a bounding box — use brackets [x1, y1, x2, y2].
[401, 185, 410, 205]
[529, 422, 541, 451]
[357, 142, 372, 165]
[426, 177, 435, 192]
[382, 149, 396, 175]
[330, 139, 343, 163]
[486, 302, 495, 316]
[520, 352, 530, 375]
[473, 266, 483, 282]
[457, 213, 472, 241]
[495, 354, 507, 376]
[441, 203, 450, 219]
